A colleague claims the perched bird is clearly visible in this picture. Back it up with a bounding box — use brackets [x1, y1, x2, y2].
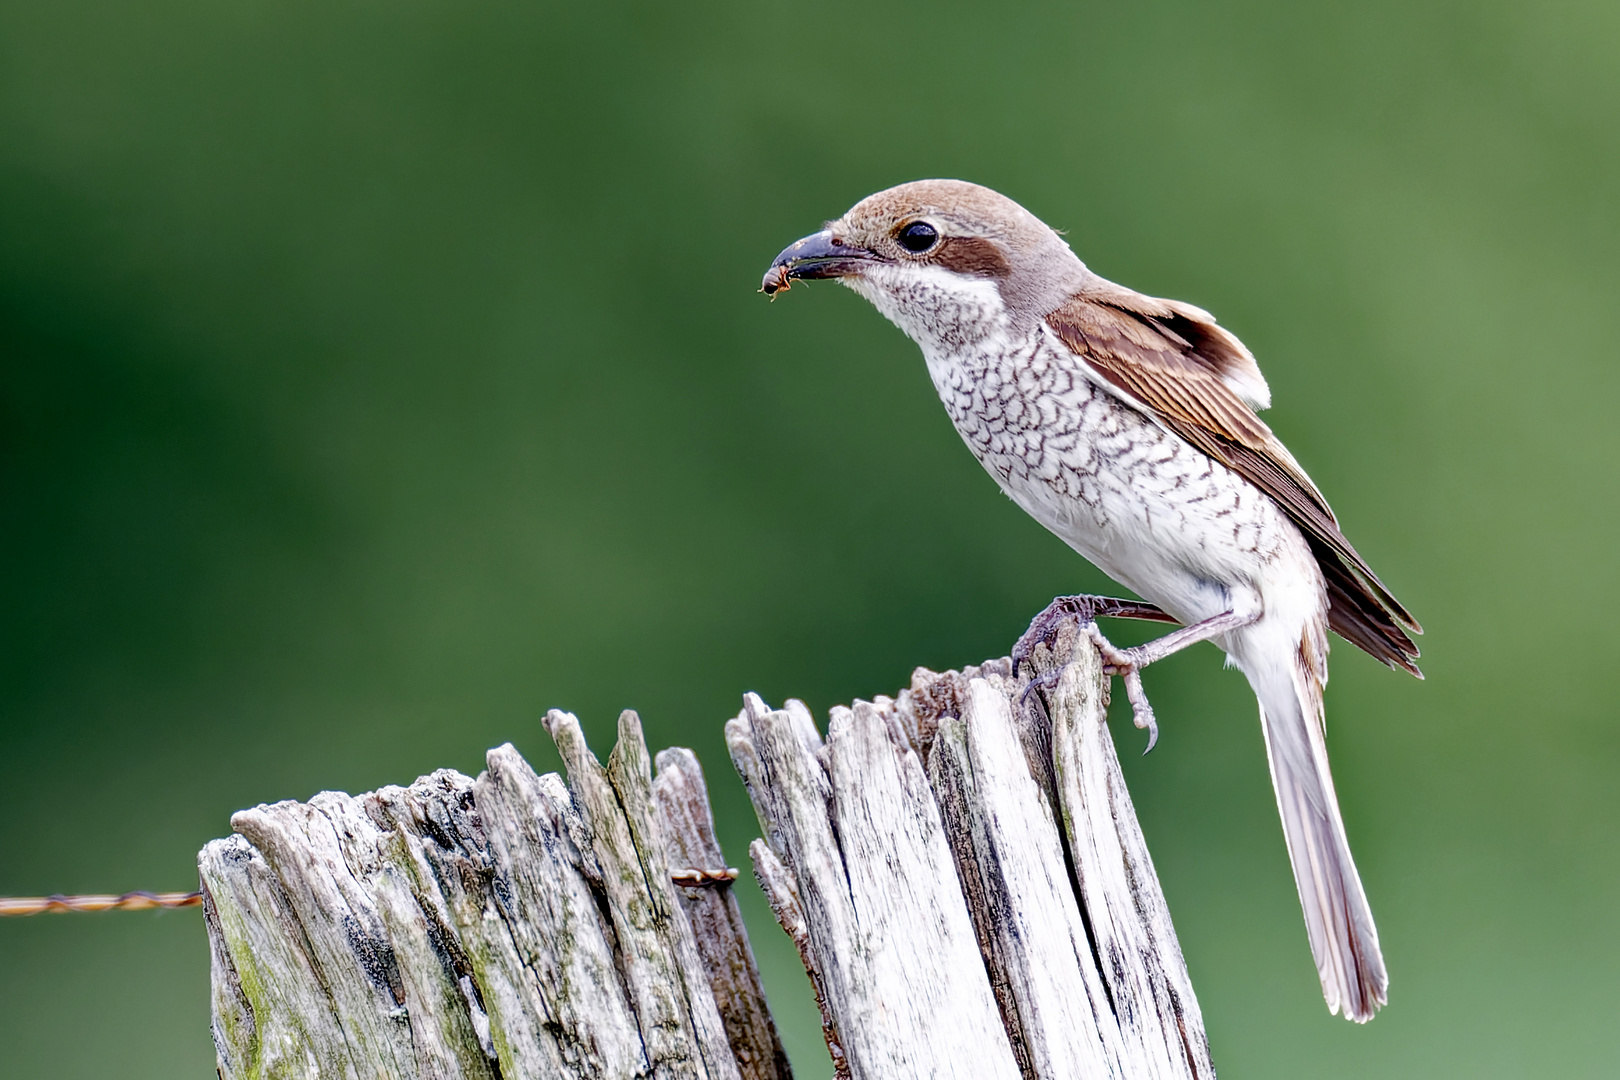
[761, 180, 1421, 1022]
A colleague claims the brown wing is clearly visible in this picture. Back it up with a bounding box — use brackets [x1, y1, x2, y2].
[1047, 286, 1422, 675]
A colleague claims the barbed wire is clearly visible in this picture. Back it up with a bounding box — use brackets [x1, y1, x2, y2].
[0, 891, 203, 917]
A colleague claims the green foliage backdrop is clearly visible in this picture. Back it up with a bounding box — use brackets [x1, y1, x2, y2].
[2, 1, 1617, 1076]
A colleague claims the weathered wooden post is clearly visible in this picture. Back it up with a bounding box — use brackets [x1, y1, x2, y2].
[200, 625, 1213, 1079]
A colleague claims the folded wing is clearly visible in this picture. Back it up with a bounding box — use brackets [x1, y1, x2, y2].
[1046, 282, 1422, 675]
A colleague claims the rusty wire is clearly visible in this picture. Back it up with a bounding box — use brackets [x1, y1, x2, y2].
[0, 868, 737, 916]
[668, 866, 739, 888]
[0, 891, 203, 916]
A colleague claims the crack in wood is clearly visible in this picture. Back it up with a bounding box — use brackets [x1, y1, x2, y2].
[201, 628, 1211, 1079]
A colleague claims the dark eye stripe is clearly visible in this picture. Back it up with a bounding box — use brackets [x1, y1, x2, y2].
[932, 236, 1012, 279]
[897, 221, 938, 253]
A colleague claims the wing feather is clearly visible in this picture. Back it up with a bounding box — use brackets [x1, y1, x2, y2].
[1047, 287, 1421, 672]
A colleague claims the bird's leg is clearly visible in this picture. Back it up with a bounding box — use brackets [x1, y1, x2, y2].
[1094, 601, 1261, 750]
[1016, 592, 1261, 752]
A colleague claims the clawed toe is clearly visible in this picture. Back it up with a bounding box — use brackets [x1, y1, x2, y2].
[1120, 667, 1159, 753]
[1083, 629, 1159, 751]
[1018, 662, 1068, 705]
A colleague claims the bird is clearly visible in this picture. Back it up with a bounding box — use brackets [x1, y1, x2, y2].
[760, 179, 1421, 1023]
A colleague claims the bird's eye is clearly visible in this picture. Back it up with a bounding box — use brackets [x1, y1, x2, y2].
[896, 221, 939, 253]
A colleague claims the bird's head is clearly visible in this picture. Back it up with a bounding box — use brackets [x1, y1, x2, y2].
[762, 179, 1089, 348]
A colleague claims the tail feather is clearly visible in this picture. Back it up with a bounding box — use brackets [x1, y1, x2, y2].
[1254, 657, 1388, 1022]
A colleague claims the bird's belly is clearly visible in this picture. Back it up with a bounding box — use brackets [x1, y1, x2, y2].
[927, 339, 1292, 626]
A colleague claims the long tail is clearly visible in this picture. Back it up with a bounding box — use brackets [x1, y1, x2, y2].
[1247, 635, 1388, 1022]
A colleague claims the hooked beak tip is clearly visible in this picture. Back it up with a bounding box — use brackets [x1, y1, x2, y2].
[760, 229, 874, 296]
[760, 263, 793, 296]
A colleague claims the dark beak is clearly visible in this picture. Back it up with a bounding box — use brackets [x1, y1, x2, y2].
[761, 230, 875, 295]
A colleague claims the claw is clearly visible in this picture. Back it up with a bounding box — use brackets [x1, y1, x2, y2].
[1018, 663, 1067, 706]
[1121, 668, 1159, 753]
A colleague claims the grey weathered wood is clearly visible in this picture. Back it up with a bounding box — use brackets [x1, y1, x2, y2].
[201, 711, 785, 1080]
[202, 626, 1212, 1080]
[653, 747, 794, 1080]
[746, 838, 847, 1079]
[727, 625, 1215, 1080]
[726, 692, 1023, 1080]
[1045, 635, 1212, 1076]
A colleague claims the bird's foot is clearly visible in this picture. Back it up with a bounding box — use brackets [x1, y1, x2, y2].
[1012, 595, 1102, 678]
[1013, 594, 1171, 753]
[1012, 593, 1177, 677]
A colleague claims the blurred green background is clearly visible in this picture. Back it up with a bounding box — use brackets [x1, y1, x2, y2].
[2, 0, 1616, 1075]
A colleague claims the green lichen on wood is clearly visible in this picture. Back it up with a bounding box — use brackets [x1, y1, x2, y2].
[203, 712, 769, 1080]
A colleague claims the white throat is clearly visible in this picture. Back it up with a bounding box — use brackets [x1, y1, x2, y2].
[844, 264, 1012, 359]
